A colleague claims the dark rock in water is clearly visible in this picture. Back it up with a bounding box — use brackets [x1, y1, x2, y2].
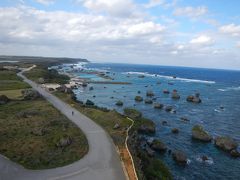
[172, 90, 180, 99]
[124, 108, 142, 119]
[172, 150, 187, 165]
[82, 82, 88, 87]
[137, 90, 141, 94]
[146, 146, 155, 157]
[180, 117, 190, 122]
[163, 89, 170, 94]
[89, 86, 94, 90]
[151, 139, 167, 152]
[22, 89, 40, 100]
[146, 90, 154, 97]
[162, 121, 168, 125]
[201, 155, 209, 161]
[146, 137, 154, 146]
[138, 124, 156, 134]
[187, 93, 202, 103]
[85, 99, 94, 106]
[172, 128, 179, 134]
[168, 149, 172, 155]
[113, 123, 120, 129]
[154, 103, 163, 109]
[145, 99, 153, 104]
[93, 95, 96, 98]
[230, 149, 240, 157]
[165, 106, 173, 112]
[135, 96, 143, 102]
[214, 136, 238, 152]
[0, 95, 10, 105]
[115, 100, 123, 106]
[192, 125, 212, 142]
[56, 136, 72, 148]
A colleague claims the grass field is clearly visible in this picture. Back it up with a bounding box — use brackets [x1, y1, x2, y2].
[0, 89, 26, 99]
[0, 99, 88, 169]
[0, 70, 30, 91]
[0, 68, 88, 169]
[24, 66, 69, 84]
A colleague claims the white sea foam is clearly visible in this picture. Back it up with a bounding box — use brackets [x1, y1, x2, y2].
[218, 86, 240, 92]
[123, 71, 215, 84]
[196, 157, 214, 165]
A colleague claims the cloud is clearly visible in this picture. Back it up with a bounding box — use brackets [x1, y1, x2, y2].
[0, 3, 240, 69]
[77, 0, 137, 17]
[173, 6, 208, 18]
[190, 35, 213, 45]
[237, 42, 240, 48]
[144, 0, 177, 9]
[35, 0, 55, 5]
[219, 23, 240, 36]
[144, 0, 165, 8]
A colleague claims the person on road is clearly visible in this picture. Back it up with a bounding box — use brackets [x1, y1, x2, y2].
[72, 111, 74, 116]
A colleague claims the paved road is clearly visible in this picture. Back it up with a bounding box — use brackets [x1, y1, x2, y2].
[0, 67, 126, 180]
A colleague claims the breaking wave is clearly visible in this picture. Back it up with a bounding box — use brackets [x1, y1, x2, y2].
[218, 86, 240, 92]
[123, 71, 215, 84]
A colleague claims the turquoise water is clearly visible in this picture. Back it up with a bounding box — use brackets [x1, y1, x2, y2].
[57, 63, 240, 179]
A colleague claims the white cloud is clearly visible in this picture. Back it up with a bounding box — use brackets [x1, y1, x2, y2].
[237, 42, 240, 48]
[35, 0, 55, 5]
[77, 0, 136, 17]
[219, 23, 240, 36]
[173, 6, 208, 18]
[144, 0, 177, 9]
[144, 0, 165, 8]
[0, 3, 240, 69]
[190, 35, 213, 45]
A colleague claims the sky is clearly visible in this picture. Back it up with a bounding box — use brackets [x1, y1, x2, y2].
[0, 0, 240, 70]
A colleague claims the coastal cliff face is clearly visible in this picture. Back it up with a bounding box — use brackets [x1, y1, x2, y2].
[125, 108, 173, 180]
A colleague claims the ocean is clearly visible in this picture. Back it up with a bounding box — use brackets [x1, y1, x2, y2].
[57, 63, 240, 179]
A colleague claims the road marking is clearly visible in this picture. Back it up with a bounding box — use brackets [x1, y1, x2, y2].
[48, 167, 89, 180]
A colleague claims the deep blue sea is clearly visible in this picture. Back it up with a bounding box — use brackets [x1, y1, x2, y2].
[58, 63, 240, 180]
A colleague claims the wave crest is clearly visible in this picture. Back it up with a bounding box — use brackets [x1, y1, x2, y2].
[123, 71, 215, 84]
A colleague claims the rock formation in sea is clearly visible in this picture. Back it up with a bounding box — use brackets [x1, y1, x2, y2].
[192, 125, 212, 142]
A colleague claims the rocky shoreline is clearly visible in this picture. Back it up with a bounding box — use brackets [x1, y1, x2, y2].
[52, 63, 240, 179]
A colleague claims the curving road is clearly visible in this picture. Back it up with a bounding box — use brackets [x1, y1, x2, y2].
[0, 66, 126, 180]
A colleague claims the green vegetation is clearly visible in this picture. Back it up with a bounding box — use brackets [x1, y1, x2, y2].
[124, 108, 142, 119]
[55, 92, 172, 179]
[54, 91, 131, 147]
[0, 67, 88, 169]
[138, 151, 173, 180]
[123, 108, 172, 179]
[0, 70, 30, 91]
[24, 66, 70, 84]
[0, 98, 88, 169]
[0, 89, 25, 99]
